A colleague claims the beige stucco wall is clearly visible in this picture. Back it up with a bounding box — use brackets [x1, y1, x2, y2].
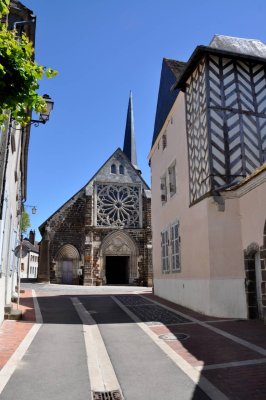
[238, 182, 266, 249]
[150, 92, 248, 318]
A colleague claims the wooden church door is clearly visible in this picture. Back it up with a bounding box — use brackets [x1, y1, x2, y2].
[62, 261, 73, 284]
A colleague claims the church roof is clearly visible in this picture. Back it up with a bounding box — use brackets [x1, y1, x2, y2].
[39, 148, 150, 235]
[123, 92, 140, 171]
[151, 58, 186, 147]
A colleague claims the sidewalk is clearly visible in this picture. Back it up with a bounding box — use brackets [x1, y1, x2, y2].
[0, 289, 35, 370]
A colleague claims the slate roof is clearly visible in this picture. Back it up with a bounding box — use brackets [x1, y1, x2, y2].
[123, 92, 140, 171]
[151, 58, 186, 147]
[22, 239, 39, 253]
[173, 35, 266, 90]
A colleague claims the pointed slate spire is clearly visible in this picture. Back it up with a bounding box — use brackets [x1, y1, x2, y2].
[123, 91, 140, 172]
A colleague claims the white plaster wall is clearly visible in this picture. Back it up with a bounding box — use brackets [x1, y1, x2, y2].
[154, 277, 247, 318]
[154, 278, 210, 315]
[150, 92, 248, 318]
[0, 277, 5, 323]
[239, 183, 266, 248]
[150, 93, 211, 283]
[0, 123, 21, 321]
[207, 197, 244, 278]
[209, 278, 247, 318]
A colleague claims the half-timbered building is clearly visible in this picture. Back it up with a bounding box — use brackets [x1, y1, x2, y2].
[38, 94, 152, 286]
[149, 36, 266, 320]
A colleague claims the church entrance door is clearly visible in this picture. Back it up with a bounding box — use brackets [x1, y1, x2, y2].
[105, 256, 129, 284]
[62, 261, 73, 284]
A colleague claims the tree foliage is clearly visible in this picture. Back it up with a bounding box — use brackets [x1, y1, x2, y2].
[21, 210, 30, 236]
[0, 0, 57, 128]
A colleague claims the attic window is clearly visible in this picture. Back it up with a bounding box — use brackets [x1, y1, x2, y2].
[111, 164, 117, 174]
[162, 134, 167, 150]
[119, 165, 124, 175]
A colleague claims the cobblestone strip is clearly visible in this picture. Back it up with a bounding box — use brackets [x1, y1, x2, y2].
[112, 295, 229, 400]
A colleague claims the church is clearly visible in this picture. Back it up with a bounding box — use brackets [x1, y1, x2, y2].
[38, 94, 152, 286]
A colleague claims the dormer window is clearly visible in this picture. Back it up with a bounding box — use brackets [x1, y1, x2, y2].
[111, 164, 117, 174]
[119, 165, 124, 175]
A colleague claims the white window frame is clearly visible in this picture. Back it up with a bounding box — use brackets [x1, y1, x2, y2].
[161, 229, 169, 273]
[170, 222, 180, 272]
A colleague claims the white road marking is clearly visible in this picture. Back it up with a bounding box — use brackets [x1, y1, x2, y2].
[0, 290, 43, 395]
[71, 297, 123, 398]
[112, 295, 229, 400]
[0, 323, 42, 395]
[196, 357, 266, 371]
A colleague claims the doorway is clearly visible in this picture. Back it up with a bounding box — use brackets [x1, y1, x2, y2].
[62, 261, 73, 284]
[105, 256, 129, 284]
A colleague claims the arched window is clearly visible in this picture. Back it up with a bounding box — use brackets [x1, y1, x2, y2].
[111, 164, 117, 174]
[119, 165, 124, 175]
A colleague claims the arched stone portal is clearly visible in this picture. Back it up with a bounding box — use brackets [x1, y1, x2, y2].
[55, 244, 80, 285]
[99, 231, 138, 284]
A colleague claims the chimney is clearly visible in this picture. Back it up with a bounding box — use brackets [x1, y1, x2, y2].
[29, 230, 35, 244]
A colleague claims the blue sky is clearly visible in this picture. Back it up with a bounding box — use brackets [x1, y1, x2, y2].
[22, 0, 266, 239]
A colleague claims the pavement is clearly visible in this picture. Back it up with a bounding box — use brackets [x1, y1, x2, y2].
[0, 284, 266, 399]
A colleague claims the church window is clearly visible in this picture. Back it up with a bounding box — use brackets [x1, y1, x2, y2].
[119, 165, 124, 175]
[111, 164, 117, 174]
[96, 184, 140, 227]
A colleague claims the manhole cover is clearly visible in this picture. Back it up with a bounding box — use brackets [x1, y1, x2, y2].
[159, 333, 189, 341]
[93, 390, 123, 400]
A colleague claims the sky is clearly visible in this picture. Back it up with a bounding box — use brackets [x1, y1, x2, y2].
[21, 0, 266, 240]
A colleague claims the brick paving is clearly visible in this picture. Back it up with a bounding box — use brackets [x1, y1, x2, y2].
[0, 289, 35, 370]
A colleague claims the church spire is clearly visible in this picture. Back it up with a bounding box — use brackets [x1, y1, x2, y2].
[123, 91, 140, 172]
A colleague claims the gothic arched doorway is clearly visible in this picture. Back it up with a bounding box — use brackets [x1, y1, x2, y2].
[55, 244, 80, 285]
[100, 231, 138, 285]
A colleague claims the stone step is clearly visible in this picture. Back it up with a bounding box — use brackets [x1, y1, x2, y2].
[4, 309, 22, 321]
[4, 303, 13, 314]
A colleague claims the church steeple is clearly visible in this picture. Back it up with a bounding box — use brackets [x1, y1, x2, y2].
[123, 91, 140, 172]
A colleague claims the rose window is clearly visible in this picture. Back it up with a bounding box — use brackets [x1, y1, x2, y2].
[96, 184, 140, 227]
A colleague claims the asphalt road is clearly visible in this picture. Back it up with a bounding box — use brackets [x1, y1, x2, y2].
[1, 284, 210, 400]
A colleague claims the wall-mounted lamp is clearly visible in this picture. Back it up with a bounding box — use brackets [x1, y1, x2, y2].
[24, 204, 37, 214]
[30, 94, 54, 126]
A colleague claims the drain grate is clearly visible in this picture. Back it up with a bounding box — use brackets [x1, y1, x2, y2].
[93, 390, 123, 400]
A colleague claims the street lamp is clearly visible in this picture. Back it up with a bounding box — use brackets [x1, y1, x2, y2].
[24, 204, 37, 214]
[30, 94, 54, 126]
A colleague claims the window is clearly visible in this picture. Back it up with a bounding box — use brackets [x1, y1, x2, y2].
[161, 230, 169, 272]
[162, 134, 167, 150]
[21, 263, 24, 271]
[160, 175, 167, 203]
[111, 164, 117, 174]
[168, 162, 176, 196]
[119, 165, 124, 175]
[171, 222, 180, 272]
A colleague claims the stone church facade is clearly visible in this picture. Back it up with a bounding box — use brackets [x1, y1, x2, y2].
[38, 95, 152, 286]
